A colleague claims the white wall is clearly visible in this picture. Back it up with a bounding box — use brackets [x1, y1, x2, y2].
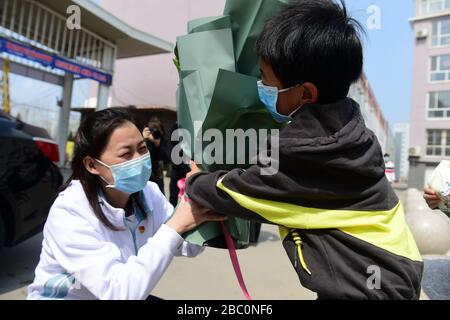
[98, 0, 226, 108]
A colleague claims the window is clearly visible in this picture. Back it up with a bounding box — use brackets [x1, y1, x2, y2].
[430, 55, 450, 81]
[422, 0, 450, 15]
[426, 129, 450, 156]
[432, 19, 450, 46]
[428, 91, 450, 118]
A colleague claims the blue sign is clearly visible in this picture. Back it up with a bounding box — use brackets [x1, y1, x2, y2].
[0, 37, 112, 85]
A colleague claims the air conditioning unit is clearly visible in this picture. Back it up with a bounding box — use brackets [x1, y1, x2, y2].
[415, 29, 428, 39]
[409, 146, 421, 157]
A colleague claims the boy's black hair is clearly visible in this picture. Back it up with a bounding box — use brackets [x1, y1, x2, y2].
[256, 0, 364, 104]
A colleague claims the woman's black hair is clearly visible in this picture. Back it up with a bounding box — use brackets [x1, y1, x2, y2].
[256, 0, 365, 103]
[60, 108, 137, 231]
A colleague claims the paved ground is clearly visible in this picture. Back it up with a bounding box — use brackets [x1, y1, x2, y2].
[0, 233, 43, 299]
[152, 223, 317, 300]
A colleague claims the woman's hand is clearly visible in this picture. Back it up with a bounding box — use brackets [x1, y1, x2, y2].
[166, 197, 227, 235]
[423, 187, 441, 210]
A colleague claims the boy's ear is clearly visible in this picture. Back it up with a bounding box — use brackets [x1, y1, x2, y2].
[300, 82, 318, 105]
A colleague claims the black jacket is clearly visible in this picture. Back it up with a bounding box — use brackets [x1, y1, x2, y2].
[186, 98, 423, 300]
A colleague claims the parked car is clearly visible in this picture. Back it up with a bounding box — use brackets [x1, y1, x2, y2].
[0, 111, 63, 249]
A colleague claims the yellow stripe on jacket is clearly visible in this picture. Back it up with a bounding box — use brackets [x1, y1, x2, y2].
[217, 177, 422, 263]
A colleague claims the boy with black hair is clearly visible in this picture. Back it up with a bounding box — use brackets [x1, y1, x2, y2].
[186, 0, 423, 299]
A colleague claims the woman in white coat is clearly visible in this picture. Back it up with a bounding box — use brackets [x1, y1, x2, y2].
[27, 108, 226, 300]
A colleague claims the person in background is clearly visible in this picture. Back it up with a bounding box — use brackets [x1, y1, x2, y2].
[424, 161, 450, 215]
[168, 122, 191, 207]
[424, 188, 442, 210]
[142, 117, 170, 194]
[384, 153, 396, 183]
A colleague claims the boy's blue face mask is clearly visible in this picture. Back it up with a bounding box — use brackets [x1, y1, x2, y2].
[96, 152, 152, 194]
[257, 80, 302, 123]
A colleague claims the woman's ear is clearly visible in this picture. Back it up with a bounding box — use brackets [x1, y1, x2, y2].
[83, 156, 100, 176]
[300, 82, 318, 105]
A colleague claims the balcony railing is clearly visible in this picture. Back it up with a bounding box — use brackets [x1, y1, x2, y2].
[0, 0, 116, 73]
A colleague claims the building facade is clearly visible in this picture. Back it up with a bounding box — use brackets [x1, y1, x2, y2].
[348, 74, 396, 160]
[409, 0, 450, 188]
[394, 123, 411, 181]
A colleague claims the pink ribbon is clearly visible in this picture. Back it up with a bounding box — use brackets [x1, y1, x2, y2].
[177, 178, 187, 199]
[177, 178, 252, 300]
[219, 221, 252, 300]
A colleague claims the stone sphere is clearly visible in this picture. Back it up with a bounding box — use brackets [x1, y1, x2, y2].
[404, 188, 450, 255]
[406, 188, 423, 202]
[406, 207, 450, 255]
[404, 188, 428, 210]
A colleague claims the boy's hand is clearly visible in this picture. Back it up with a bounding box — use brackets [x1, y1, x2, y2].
[423, 187, 441, 210]
[186, 161, 201, 179]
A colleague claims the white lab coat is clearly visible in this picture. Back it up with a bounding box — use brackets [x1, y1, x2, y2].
[27, 180, 203, 300]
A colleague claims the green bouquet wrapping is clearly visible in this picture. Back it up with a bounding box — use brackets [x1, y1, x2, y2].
[175, 0, 288, 249]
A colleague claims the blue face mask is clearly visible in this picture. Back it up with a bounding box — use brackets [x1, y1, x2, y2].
[96, 152, 152, 194]
[257, 80, 301, 123]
